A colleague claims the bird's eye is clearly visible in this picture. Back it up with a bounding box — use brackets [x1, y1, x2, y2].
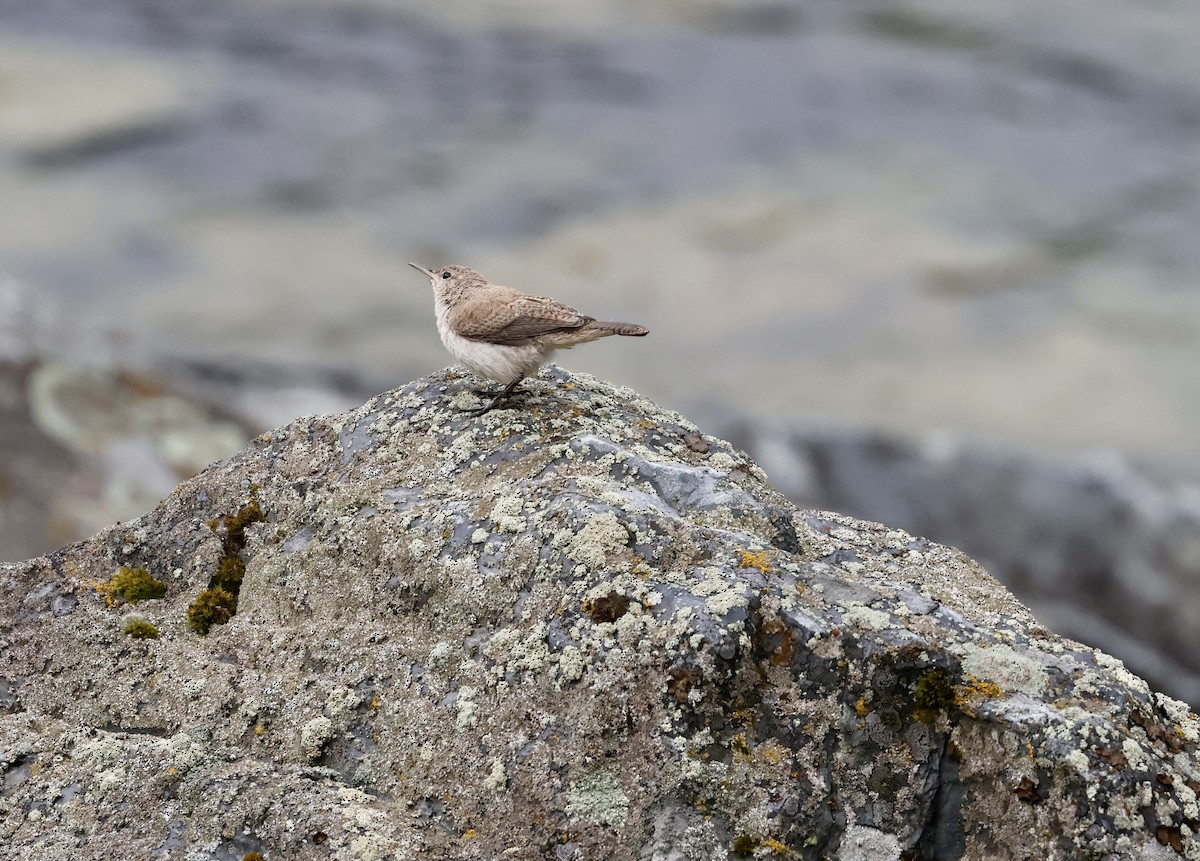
[441, 271, 451, 280]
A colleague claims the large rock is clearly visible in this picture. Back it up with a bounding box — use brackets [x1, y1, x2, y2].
[2, 366, 1198, 860]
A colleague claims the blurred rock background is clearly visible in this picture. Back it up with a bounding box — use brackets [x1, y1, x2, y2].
[1, 0, 1198, 703]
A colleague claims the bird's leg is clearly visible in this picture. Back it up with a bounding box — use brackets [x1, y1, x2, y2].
[468, 374, 514, 398]
[464, 376, 526, 417]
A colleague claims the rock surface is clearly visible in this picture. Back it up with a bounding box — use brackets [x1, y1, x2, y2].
[2, 366, 1199, 860]
[720, 421, 1200, 708]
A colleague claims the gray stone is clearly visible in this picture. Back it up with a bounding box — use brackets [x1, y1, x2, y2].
[722, 421, 1200, 707]
[2, 366, 1198, 860]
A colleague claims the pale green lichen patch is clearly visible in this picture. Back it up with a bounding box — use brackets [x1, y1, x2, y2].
[840, 601, 892, 631]
[690, 566, 751, 617]
[840, 825, 902, 861]
[166, 729, 209, 773]
[1121, 737, 1152, 771]
[300, 716, 334, 761]
[957, 642, 1049, 699]
[1063, 748, 1091, 775]
[1154, 691, 1200, 743]
[429, 641, 453, 669]
[337, 786, 401, 861]
[565, 510, 629, 567]
[484, 624, 550, 677]
[483, 758, 507, 792]
[557, 646, 587, 683]
[454, 686, 479, 730]
[566, 768, 629, 826]
[1091, 650, 1152, 697]
[488, 492, 528, 533]
[325, 686, 363, 720]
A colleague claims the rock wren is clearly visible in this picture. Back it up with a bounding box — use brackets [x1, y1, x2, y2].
[409, 263, 649, 416]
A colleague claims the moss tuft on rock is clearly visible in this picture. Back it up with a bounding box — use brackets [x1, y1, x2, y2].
[106, 565, 166, 603]
[186, 586, 237, 635]
[121, 617, 160, 639]
[731, 834, 759, 857]
[913, 668, 956, 722]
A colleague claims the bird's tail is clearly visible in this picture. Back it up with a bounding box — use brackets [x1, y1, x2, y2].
[587, 320, 650, 337]
[545, 319, 649, 348]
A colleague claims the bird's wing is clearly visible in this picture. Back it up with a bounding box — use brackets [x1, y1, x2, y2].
[455, 286, 592, 345]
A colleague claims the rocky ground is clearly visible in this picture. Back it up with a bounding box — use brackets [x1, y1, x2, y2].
[3, 367, 1198, 859]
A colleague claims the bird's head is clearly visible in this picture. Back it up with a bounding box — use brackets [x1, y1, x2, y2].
[408, 263, 488, 301]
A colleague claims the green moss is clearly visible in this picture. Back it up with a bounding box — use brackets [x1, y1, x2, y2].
[242, 853, 264, 861]
[122, 618, 160, 639]
[913, 668, 955, 722]
[107, 566, 166, 603]
[731, 834, 759, 857]
[186, 586, 237, 635]
[215, 554, 247, 588]
[187, 496, 266, 636]
[226, 499, 265, 541]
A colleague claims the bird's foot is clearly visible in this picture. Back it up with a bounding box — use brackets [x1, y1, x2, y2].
[460, 377, 527, 417]
[461, 394, 522, 417]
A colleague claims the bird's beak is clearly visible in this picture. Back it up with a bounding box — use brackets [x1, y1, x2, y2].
[408, 262, 435, 280]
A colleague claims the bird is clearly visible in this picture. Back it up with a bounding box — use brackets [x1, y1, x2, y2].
[409, 263, 649, 416]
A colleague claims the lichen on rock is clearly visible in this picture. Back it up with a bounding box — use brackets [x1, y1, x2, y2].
[2, 365, 1199, 860]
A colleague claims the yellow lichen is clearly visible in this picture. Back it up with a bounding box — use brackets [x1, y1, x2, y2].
[730, 733, 753, 763]
[762, 837, 797, 857]
[737, 549, 771, 573]
[753, 739, 789, 766]
[957, 674, 1004, 702]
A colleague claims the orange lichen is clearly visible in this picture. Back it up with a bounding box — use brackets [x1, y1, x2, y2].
[957, 674, 1003, 702]
[737, 549, 772, 573]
